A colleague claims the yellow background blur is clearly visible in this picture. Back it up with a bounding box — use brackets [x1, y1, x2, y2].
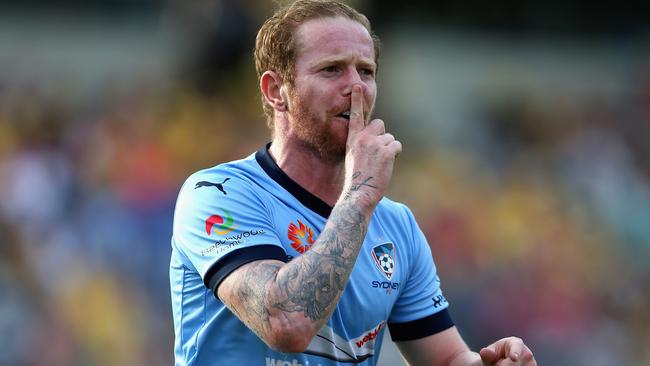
[1, 1, 649, 365]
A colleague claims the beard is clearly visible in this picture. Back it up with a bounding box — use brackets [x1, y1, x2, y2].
[287, 87, 347, 164]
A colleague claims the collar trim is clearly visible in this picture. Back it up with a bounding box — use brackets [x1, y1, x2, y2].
[255, 143, 333, 218]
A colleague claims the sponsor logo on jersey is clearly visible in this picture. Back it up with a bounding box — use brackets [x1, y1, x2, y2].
[371, 280, 400, 293]
[205, 209, 236, 236]
[370, 242, 396, 280]
[265, 358, 317, 366]
[201, 241, 237, 257]
[303, 322, 384, 363]
[194, 177, 230, 195]
[433, 294, 448, 308]
[200, 228, 266, 256]
[354, 322, 384, 348]
[287, 219, 315, 254]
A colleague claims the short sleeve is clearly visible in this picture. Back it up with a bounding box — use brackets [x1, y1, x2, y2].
[388, 206, 453, 341]
[172, 169, 286, 290]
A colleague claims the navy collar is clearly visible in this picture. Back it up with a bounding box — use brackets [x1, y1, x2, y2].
[255, 143, 333, 218]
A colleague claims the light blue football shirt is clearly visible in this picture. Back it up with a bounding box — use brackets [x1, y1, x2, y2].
[170, 145, 453, 366]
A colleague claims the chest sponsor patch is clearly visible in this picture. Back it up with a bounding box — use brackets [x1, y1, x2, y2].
[303, 321, 385, 363]
[371, 242, 396, 281]
[287, 219, 316, 254]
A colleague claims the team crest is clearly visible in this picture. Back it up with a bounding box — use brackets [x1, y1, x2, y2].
[371, 242, 396, 280]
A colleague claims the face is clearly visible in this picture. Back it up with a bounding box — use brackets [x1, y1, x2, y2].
[285, 16, 377, 163]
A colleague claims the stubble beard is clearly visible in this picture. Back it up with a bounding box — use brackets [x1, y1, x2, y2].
[288, 88, 347, 164]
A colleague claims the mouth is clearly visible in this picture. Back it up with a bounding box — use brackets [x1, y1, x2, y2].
[336, 110, 351, 120]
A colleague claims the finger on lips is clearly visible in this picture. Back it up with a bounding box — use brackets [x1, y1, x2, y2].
[350, 84, 364, 129]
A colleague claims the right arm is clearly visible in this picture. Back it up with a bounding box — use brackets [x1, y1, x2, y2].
[217, 85, 402, 352]
[217, 191, 372, 352]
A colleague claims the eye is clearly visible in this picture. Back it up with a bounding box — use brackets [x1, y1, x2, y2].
[322, 65, 341, 73]
[360, 68, 375, 78]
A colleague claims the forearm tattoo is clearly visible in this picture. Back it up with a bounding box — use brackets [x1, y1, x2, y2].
[221, 172, 373, 340]
[344, 171, 377, 200]
[273, 201, 367, 321]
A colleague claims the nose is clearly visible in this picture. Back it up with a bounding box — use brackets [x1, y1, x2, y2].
[342, 67, 366, 95]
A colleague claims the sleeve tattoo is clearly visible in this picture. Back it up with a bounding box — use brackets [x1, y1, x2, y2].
[219, 171, 375, 341]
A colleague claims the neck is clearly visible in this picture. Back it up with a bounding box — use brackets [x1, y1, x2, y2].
[269, 135, 345, 207]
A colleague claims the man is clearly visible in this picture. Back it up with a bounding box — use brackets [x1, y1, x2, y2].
[170, 1, 537, 365]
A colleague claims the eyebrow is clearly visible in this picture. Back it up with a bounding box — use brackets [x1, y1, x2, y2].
[310, 57, 376, 71]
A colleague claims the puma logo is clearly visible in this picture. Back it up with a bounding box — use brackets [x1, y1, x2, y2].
[195, 178, 230, 195]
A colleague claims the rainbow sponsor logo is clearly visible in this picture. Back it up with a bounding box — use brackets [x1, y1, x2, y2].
[205, 209, 236, 236]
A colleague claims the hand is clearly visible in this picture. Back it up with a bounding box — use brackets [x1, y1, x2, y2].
[479, 337, 537, 366]
[343, 84, 401, 209]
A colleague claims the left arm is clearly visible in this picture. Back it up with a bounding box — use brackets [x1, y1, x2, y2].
[395, 326, 537, 366]
[393, 206, 536, 365]
[396, 326, 484, 366]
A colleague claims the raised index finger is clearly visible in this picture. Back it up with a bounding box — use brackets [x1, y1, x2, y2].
[349, 84, 365, 133]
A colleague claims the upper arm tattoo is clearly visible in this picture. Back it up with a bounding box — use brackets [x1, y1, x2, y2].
[218, 260, 283, 337]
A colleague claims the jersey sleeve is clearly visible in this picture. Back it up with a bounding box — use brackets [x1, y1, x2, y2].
[388, 205, 454, 341]
[172, 168, 286, 292]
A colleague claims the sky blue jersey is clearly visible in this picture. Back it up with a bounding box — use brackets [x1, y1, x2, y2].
[170, 145, 453, 366]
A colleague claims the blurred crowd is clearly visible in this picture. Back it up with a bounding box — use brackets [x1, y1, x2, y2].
[0, 68, 270, 364]
[392, 78, 650, 365]
[1, 2, 649, 366]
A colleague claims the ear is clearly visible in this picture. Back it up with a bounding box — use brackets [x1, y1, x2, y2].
[260, 71, 288, 112]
